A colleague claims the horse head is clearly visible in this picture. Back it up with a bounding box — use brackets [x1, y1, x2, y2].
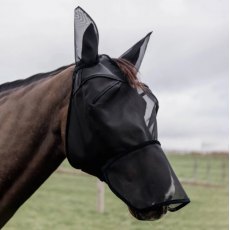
[66, 7, 190, 221]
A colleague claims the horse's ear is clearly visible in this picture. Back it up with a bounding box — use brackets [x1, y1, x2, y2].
[74, 7, 99, 65]
[119, 32, 152, 71]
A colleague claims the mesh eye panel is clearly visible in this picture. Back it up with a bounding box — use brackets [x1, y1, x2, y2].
[137, 88, 158, 140]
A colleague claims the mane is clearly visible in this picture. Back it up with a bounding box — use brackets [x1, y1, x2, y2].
[114, 58, 145, 89]
[0, 64, 74, 93]
[0, 59, 143, 94]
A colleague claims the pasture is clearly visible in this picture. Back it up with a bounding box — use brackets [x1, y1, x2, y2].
[4, 154, 228, 230]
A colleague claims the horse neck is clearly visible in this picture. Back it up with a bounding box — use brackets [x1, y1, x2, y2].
[0, 65, 75, 227]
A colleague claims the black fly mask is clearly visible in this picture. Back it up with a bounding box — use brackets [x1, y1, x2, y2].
[66, 7, 190, 218]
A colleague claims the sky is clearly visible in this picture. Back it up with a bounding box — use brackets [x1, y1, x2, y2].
[0, 0, 228, 152]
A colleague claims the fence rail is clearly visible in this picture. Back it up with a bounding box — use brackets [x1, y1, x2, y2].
[166, 153, 228, 186]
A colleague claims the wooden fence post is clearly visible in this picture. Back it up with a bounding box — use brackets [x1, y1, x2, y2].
[193, 156, 198, 180]
[206, 157, 211, 182]
[221, 158, 226, 183]
[96, 179, 105, 213]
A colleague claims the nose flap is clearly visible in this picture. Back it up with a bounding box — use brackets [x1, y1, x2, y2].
[103, 143, 190, 211]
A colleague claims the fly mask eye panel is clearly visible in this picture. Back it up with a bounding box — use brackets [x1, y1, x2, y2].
[66, 6, 190, 213]
[137, 88, 159, 140]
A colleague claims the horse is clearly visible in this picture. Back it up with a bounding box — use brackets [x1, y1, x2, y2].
[0, 6, 189, 228]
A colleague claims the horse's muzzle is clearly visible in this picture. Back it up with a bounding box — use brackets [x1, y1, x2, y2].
[129, 206, 168, 221]
[103, 143, 190, 213]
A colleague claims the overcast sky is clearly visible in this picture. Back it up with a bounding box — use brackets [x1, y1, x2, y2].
[0, 0, 228, 152]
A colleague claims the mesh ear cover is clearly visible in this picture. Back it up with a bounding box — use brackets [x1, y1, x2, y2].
[74, 7, 99, 64]
[119, 32, 152, 70]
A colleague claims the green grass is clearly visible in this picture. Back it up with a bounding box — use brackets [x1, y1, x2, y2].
[4, 154, 229, 230]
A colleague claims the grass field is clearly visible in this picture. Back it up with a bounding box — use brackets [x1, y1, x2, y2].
[4, 154, 229, 230]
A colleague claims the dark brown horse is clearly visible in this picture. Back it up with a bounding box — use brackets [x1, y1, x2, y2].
[0, 6, 190, 228]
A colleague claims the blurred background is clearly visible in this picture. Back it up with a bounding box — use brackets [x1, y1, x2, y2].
[0, 0, 228, 229]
